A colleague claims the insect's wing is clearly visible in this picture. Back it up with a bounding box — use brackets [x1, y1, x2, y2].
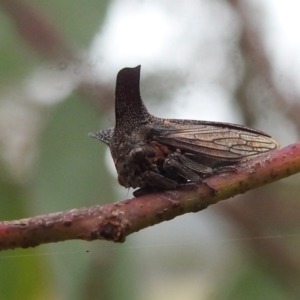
[150, 123, 279, 161]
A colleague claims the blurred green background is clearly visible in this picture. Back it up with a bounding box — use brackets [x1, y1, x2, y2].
[1, 0, 300, 299]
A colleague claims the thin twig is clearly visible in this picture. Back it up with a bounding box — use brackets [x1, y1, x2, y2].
[0, 142, 299, 252]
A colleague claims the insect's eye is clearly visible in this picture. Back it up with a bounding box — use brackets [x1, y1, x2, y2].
[129, 147, 144, 159]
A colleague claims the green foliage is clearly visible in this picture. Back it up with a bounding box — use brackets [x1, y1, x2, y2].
[223, 264, 288, 300]
[0, 11, 38, 83]
[36, 95, 113, 213]
[0, 248, 52, 300]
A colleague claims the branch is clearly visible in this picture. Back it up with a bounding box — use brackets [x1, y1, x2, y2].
[0, 0, 71, 60]
[0, 142, 300, 251]
[230, 0, 300, 132]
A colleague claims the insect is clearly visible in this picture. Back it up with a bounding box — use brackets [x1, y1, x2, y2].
[90, 66, 279, 196]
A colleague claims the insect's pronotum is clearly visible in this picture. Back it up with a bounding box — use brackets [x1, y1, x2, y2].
[90, 66, 279, 196]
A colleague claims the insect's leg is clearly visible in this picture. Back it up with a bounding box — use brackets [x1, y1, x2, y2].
[133, 171, 178, 197]
[144, 171, 178, 189]
[133, 187, 155, 197]
[164, 153, 217, 193]
[178, 152, 237, 177]
[164, 156, 201, 183]
[173, 153, 213, 176]
[212, 165, 238, 175]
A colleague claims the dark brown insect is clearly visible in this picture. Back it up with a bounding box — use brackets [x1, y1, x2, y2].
[90, 66, 279, 196]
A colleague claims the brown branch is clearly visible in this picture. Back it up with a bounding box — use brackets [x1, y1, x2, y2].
[230, 0, 300, 132]
[0, 142, 300, 251]
[0, 0, 71, 60]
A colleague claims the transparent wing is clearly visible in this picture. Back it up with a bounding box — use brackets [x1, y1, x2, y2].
[151, 124, 279, 161]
